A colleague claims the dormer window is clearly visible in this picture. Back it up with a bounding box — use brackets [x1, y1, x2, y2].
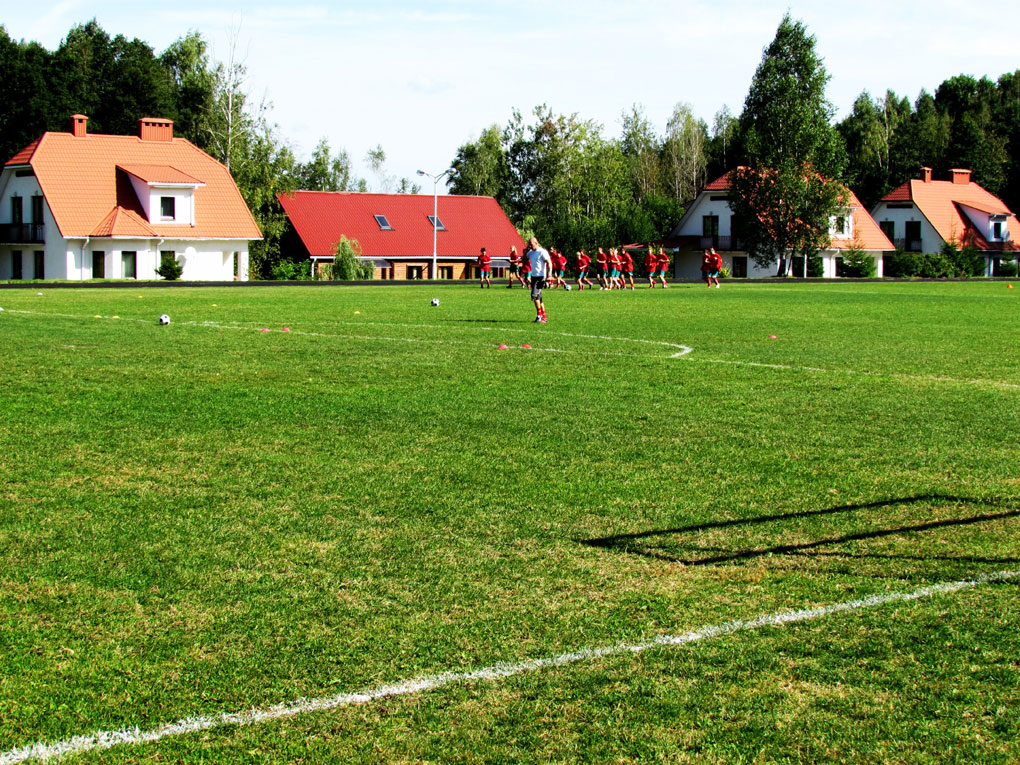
[161, 196, 175, 220]
[831, 210, 852, 239]
[374, 214, 393, 230]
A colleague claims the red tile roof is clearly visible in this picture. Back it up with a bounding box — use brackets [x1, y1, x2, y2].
[5, 128, 260, 240]
[277, 191, 525, 258]
[878, 175, 1017, 252]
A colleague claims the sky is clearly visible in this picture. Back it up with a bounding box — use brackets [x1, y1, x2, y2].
[5, 0, 1020, 194]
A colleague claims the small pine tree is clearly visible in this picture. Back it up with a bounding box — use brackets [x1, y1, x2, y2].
[839, 230, 877, 277]
[156, 252, 184, 280]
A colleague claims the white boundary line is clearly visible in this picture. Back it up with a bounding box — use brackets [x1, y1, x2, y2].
[8, 309, 1020, 386]
[3, 569, 1016, 764]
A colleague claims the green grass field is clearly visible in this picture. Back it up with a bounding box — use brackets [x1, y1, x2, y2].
[1, 281, 1019, 763]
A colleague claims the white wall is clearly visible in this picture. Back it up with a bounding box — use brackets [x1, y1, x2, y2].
[125, 176, 196, 226]
[871, 203, 942, 253]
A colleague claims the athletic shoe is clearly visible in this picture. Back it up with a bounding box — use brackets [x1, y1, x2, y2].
[534, 316, 542, 322]
[538, 316, 547, 323]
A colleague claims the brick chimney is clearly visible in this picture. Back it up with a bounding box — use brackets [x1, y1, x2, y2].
[922, 167, 932, 183]
[951, 168, 972, 185]
[139, 117, 174, 142]
[71, 114, 88, 138]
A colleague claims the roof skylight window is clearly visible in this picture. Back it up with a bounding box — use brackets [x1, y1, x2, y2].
[427, 215, 446, 231]
[374, 214, 393, 230]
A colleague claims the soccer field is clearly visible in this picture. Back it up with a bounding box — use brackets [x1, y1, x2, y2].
[1, 281, 1019, 763]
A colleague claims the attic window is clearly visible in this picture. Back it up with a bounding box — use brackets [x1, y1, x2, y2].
[161, 196, 175, 220]
[427, 215, 446, 231]
[373, 214, 393, 230]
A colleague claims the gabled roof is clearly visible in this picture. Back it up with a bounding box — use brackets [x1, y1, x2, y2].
[4, 128, 260, 240]
[671, 172, 893, 251]
[277, 191, 525, 258]
[877, 174, 1017, 252]
[117, 164, 205, 186]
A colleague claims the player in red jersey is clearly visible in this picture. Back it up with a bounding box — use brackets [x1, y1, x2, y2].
[550, 248, 567, 289]
[644, 246, 657, 288]
[656, 247, 671, 288]
[709, 248, 723, 288]
[507, 246, 525, 288]
[575, 250, 594, 290]
[596, 247, 609, 289]
[621, 247, 635, 290]
[608, 248, 623, 289]
[477, 247, 492, 288]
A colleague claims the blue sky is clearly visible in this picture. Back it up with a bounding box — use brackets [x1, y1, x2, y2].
[6, 1, 1020, 192]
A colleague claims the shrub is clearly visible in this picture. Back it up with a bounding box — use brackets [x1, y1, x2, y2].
[156, 252, 183, 281]
[994, 258, 1018, 277]
[331, 236, 373, 280]
[837, 232, 877, 278]
[270, 260, 312, 280]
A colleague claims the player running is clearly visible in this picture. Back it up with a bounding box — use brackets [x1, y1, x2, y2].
[551, 248, 567, 289]
[608, 248, 622, 289]
[644, 246, 657, 288]
[477, 247, 492, 288]
[596, 247, 609, 289]
[621, 247, 635, 290]
[709, 248, 723, 288]
[575, 250, 594, 290]
[655, 247, 671, 288]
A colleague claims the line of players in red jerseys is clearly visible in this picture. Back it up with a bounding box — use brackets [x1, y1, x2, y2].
[491, 245, 676, 291]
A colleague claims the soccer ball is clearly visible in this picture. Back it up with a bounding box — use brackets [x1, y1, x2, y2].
[158, 314, 170, 325]
[565, 284, 572, 291]
[431, 298, 440, 307]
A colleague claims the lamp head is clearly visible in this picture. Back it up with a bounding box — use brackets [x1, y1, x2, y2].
[416, 169, 425, 176]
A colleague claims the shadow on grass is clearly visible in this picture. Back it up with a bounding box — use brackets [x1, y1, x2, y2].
[579, 494, 1020, 567]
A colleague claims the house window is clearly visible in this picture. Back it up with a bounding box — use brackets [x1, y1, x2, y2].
[427, 215, 446, 231]
[879, 220, 895, 241]
[703, 215, 719, 237]
[31, 196, 43, 224]
[11, 196, 22, 225]
[92, 251, 105, 279]
[731, 256, 748, 278]
[374, 214, 393, 230]
[438, 265, 453, 279]
[12, 250, 22, 280]
[160, 197, 175, 220]
[122, 250, 137, 279]
[406, 265, 424, 279]
[33, 250, 44, 280]
[905, 221, 922, 252]
[993, 221, 1004, 240]
[834, 216, 847, 235]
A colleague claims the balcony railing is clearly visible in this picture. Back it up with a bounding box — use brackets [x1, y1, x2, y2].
[699, 235, 741, 250]
[0, 223, 45, 243]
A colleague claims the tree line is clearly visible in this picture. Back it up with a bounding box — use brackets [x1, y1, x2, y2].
[450, 17, 1020, 266]
[4, 17, 1020, 276]
[0, 20, 417, 279]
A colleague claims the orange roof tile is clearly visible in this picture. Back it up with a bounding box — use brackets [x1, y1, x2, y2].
[117, 164, 205, 185]
[879, 176, 1016, 252]
[6, 129, 260, 241]
[90, 207, 159, 238]
[831, 190, 894, 251]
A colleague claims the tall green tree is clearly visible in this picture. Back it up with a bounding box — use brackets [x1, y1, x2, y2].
[731, 13, 847, 275]
[662, 102, 708, 205]
[449, 124, 507, 197]
[294, 138, 359, 191]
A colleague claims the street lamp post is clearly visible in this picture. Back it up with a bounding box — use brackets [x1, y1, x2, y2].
[416, 168, 453, 279]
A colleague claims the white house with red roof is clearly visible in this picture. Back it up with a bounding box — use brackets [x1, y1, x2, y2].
[277, 191, 525, 280]
[871, 167, 1017, 275]
[668, 171, 893, 278]
[0, 115, 261, 281]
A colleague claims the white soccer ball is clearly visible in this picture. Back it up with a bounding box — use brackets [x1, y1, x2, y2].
[431, 298, 440, 307]
[565, 284, 572, 291]
[158, 314, 171, 325]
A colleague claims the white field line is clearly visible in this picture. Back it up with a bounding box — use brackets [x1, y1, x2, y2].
[7, 309, 1019, 387]
[2, 569, 1017, 764]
